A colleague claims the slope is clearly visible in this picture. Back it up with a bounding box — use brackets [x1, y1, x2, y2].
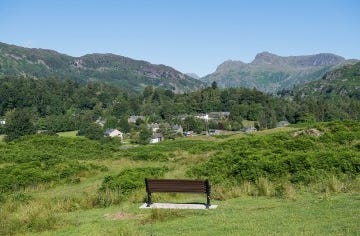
[202, 52, 357, 93]
[0, 42, 203, 93]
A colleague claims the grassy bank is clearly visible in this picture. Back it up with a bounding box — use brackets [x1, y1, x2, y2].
[0, 121, 359, 235]
[9, 193, 360, 236]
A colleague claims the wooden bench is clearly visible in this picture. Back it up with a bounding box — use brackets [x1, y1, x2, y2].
[145, 179, 211, 208]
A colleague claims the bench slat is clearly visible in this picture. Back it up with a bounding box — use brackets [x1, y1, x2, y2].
[146, 179, 208, 193]
[145, 179, 211, 208]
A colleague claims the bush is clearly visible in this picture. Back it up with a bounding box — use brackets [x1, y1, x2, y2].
[188, 121, 360, 185]
[4, 108, 36, 142]
[77, 123, 104, 140]
[0, 156, 103, 193]
[99, 167, 168, 198]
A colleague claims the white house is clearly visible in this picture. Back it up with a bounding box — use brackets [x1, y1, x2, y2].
[208, 112, 230, 119]
[104, 129, 123, 140]
[150, 133, 163, 143]
[0, 119, 5, 125]
[172, 124, 183, 134]
[195, 114, 210, 121]
[209, 129, 221, 135]
[244, 127, 257, 133]
[128, 116, 145, 124]
[277, 120, 290, 127]
[148, 123, 160, 133]
[95, 117, 106, 127]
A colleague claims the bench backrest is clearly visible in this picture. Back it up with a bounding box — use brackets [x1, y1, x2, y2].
[145, 179, 210, 194]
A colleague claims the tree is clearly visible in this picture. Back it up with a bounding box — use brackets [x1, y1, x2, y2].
[104, 116, 118, 130]
[211, 81, 218, 89]
[143, 86, 154, 100]
[182, 116, 205, 134]
[4, 109, 36, 142]
[118, 116, 131, 133]
[77, 123, 104, 140]
[136, 125, 152, 144]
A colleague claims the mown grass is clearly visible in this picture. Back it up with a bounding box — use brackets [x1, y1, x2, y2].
[57, 131, 78, 138]
[19, 194, 360, 236]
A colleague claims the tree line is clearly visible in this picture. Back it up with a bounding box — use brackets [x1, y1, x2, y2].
[0, 76, 359, 141]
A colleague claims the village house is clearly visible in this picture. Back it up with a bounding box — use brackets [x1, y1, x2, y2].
[244, 126, 257, 133]
[183, 131, 194, 137]
[209, 129, 221, 135]
[0, 119, 5, 125]
[148, 123, 160, 133]
[195, 114, 210, 121]
[95, 117, 106, 127]
[208, 112, 230, 120]
[128, 115, 145, 124]
[150, 133, 164, 143]
[104, 128, 123, 140]
[172, 124, 183, 134]
[277, 120, 290, 127]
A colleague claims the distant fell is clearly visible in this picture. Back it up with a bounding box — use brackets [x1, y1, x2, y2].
[186, 73, 201, 80]
[0, 42, 204, 93]
[291, 62, 360, 98]
[202, 52, 357, 93]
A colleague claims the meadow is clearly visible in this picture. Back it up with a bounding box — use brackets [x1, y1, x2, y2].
[0, 121, 359, 235]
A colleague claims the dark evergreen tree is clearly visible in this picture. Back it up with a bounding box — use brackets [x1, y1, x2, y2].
[4, 108, 36, 142]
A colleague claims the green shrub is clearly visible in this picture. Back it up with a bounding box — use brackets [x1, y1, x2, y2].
[188, 121, 360, 185]
[0, 134, 116, 163]
[99, 167, 168, 198]
[0, 156, 104, 193]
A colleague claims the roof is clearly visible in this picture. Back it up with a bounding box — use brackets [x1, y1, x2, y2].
[172, 124, 182, 130]
[208, 112, 230, 119]
[152, 133, 163, 139]
[128, 116, 145, 122]
[104, 128, 121, 135]
[277, 121, 290, 127]
[149, 123, 160, 128]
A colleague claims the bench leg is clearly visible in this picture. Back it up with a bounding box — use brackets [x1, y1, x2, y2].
[206, 193, 211, 209]
[146, 193, 152, 207]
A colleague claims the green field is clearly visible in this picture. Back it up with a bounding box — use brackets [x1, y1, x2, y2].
[1, 121, 359, 235]
[22, 194, 359, 236]
[57, 131, 78, 138]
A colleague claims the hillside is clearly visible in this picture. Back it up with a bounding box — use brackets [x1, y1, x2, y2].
[202, 52, 358, 93]
[0, 121, 359, 235]
[291, 62, 360, 98]
[0, 42, 203, 93]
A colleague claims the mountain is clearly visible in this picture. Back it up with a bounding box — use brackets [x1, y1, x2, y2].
[291, 62, 360, 98]
[0, 42, 203, 93]
[186, 73, 200, 80]
[202, 52, 358, 93]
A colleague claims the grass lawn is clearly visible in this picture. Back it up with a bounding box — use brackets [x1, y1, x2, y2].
[0, 134, 4, 142]
[57, 131, 78, 137]
[29, 193, 360, 236]
[242, 120, 255, 127]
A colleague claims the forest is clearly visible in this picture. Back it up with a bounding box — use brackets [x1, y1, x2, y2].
[1, 76, 359, 141]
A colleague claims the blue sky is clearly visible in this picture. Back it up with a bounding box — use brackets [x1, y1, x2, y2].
[0, 0, 359, 76]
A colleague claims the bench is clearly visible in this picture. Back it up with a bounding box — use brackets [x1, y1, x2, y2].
[145, 178, 211, 208]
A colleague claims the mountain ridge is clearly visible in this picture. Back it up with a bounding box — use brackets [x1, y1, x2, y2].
[203, 52, 357, 93]
[289, 62, 360, 98]
[0, 42, 204, 93]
